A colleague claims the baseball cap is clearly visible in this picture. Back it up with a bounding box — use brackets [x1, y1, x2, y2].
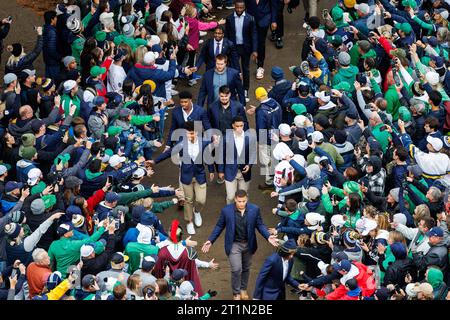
[278, 123, 292, 136]
[132, 168, 147, 179]
[109, 155, 126, 167]
[80, 244, 95, 258]
[22, 69, 36, 77]
[0, 164, 9, 175]
[4, 73, 17, 85]
[90, 66, 106, 78]
[5, 181, 23, 193]
[311, 131, 324, 143]
[395, 22, 412, 34]
[105, 192, 120, 203]
[411, 282, 433, 295]
[314, 91, 331, 103]
[57, 223, 74, 236]
[171, 268, 188, 281]
[291, 103, 307, 115]
[27, 168, 42, 186]
[354, 3, 370, 15]
[426, 227, 444, 238]
[434, 8, 449, 20]
[141, 256, 157, 271]
[62, 56, 76, 68]
[427, 136, 443, 151]
[334, 259, 352, 272]
[111, 252, 129, 265]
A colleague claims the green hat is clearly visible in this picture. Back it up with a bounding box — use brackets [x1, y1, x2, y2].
[291, 103, 307, 115]
[426, 267, 444, 288]
[398, 106, 412, 122]
[54, 153, 71, 166]
[95, 31, 107, 42]
[402, 0, 417, 9]
[105, 149, 114, 157]
[0, 163, 11, 170]
[343, 181, 361, 195]
[21, 133, 36, 147]
[327, 35, 343, 46]
[19, 146, 37, 160]
[90, 66, 106, 78]
[333, 81, 351, 91]
[123, 101, 138, 109]
[31, 181, 47, 195]
[331, 7, 344, 21]
[107, 126, 123, 137]
[421, 56, 431, 66]
[42, 194, 57, 209]
[395, 22, 412, 34]
[391, 48, 407, 59]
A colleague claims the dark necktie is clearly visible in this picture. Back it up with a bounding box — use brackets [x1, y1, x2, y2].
[215, 42, 220, 56]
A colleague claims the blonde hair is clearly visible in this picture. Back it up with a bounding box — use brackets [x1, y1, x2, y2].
[134, 45, 148, 64]
[413, 204, 430, 223]
[185, 4, 197, 18]
[376, 213, 390, 231]
[388, 230, 406, 245]
[131, 197, 154, 210]
[157, 32, 168, 44]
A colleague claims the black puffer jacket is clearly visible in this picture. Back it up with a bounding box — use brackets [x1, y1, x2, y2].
[42, 24, 61, 66]
[383, 258, 417, 288]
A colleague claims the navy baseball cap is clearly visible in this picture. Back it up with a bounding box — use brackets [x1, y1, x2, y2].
[426, 227, 444, 238]
[334, 259, 352, 272]
[171, 268, 188, 281]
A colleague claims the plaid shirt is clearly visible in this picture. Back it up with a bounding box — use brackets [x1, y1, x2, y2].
[367, 168, 386, 197]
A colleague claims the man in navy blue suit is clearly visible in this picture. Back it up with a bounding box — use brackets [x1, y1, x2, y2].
[195, 26, 240, 72]
[225, 0, 258, 102]
[202, 190, 279, 300]
[217, 116, 255, 203]
[244, 0, 279, 80]
[155, 121, 215, 235]
[165, 91, 212, 149]
[253, 239, 301, 300]
[197, 54, 246, 108]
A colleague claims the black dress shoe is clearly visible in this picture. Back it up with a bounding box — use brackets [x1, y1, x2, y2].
[270, 31, 277, 42]
[276, 38, 283, 49]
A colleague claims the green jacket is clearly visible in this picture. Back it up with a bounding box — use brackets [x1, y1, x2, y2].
[124, 242, 159, 274]
[118, 189, 154, 206]
[152, 200, 176, 214]
[113, 35, 147, 52]
[332, 65, 359, 88]
[48, 227, 105, 277]
[307, 143, 345, 166]
[385, 85, 401, 121]
[371, 123, 392, 153]
[61, 93, 81, 118]
[71, 36, 86, 69]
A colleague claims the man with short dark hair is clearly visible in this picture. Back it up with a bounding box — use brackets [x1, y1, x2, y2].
[202, 190, 278, 299]
[198, 54, 246, 107]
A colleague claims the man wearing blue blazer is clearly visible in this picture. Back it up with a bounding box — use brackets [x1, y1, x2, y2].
[244, 0, 279, 80]
[155, 121, 215, 235]
[207, 85, 249, 133]
[197, 54, 246, 108]
[195, 26, 240, 72]
[217, 116, 255, 204]
[253, 239, 302, 300]
[165, 91, 212, 148]
[225, 0, 258, 101]
[202, 190, 279, 300]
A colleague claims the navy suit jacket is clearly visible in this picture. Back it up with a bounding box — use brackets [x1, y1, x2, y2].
[195, 38, 240, 72]
[207, 99, 249, 131]
[166, 105, 212, 147]
[217, 131, 256, 182]
[225, 12, 258, 53]
[253, 253, 300, 300]
[154, 138, 215, 185]
[208, 203, 270, 256]
[245, 0, 278, 28]
[197, 67, 246, 107]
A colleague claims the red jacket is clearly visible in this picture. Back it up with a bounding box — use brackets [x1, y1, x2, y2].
[86, 189, 105, 234]
[378, 36, 394, 93]
[443, 101, 450, 132]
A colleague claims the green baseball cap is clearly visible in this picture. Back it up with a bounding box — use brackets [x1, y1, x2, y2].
[331, 7, 344, 21]
[398, 106, 412, 122]
[107, 126, 123, 137]
[395, 22, 412, 34]
[291, 103, 307, 115]
[90, 66, 106, 78]
[402, 0, 417, 9]
[333, 81, 351, 91]
[343, 181, 361, 195]
[42, 194, 57, 209]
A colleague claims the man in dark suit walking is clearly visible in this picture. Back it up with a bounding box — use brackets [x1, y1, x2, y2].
[244, 0, 279, 80]
[225, 0, 258, 102]
[202, 190, 279, 300]
[196, 26, 240, 72]
[253, 239, 302, 300]
[197, 54, 246, 107]
[165, 91, 212, 149]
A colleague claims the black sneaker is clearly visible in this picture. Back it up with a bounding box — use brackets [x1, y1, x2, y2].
[276, 38, 283, 49]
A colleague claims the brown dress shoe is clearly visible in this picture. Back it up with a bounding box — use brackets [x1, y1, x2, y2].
[240, 290, 250, 300]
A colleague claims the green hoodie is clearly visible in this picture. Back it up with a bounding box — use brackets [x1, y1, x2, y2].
[372, 123, 392, 153]
[124, 242, 159, 274]
[385, 85, 401, 121]
[426, 267, 448, 300]
[48, 227, 106, 278]
[332, 65, 359, 88]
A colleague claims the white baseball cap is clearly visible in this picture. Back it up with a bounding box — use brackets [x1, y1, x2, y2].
[143, 52, 158, 65]
[109, 155, 126, 167]
[314, 91, 331, 103]
[294, 115, 308, 128]
[311, 131, 324, 143]
[132, 168, 147, 179]
[427, 136, 443, 151]
[27, 168, 42, 186]
[0, 165, 8, 176]
[278, 123, 292, 136]
[80, 244, 95, 258]
[272, 142, 294, 161]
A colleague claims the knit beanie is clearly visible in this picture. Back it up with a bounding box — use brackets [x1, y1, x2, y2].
[21, 133, 36, 147]
[4, 222, 21, 239]
[390, 242, 407, 259]
[11, 43, 23, 57]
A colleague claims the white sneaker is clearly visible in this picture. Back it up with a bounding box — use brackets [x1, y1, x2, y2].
[256, 67, 264, 80]
[194, 211, 203, 227]
[188, 79, 197, 87]
[200, 31, 208, 37]
[199, 39, 204, 44]
[245, 90, 250, 103]
[171, 89, 179, 96]
[186, 222, 196, 235]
